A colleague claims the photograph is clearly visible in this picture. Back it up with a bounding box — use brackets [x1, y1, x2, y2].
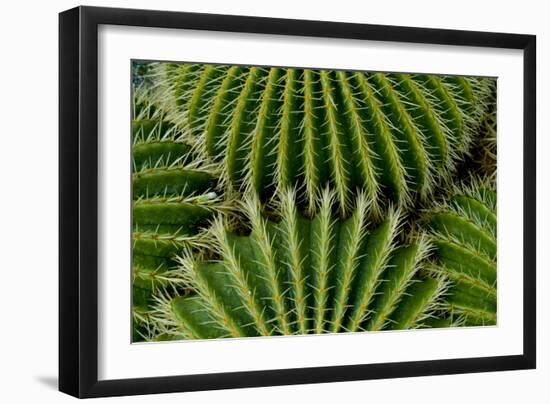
[131, 61, 498, 342]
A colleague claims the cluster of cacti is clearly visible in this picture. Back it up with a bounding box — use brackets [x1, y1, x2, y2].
[131, 61, 497, 342]
[132, 89, 235, 340]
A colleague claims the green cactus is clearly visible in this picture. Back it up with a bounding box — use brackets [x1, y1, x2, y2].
[131, 61, 498, 342]
[131, 87, 236, 340]
[424, 177, 497, 326]
[474, 83, 497, 179]
[149, 189, 448, 339]
[150, 63, 494, 217]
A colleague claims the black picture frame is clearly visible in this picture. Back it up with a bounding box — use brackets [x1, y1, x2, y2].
[59, 5, 536, 398]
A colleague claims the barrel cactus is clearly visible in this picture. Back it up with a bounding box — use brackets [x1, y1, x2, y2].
[473, 83, 497, 179]
[132, 88, 235, 340]
[147, 189, 450, 339]
[131, 61, 497, 342]
[150, 63, 494, 218]
[423, 176, 497, 326]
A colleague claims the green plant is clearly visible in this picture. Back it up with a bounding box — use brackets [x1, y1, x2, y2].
[150, 189, 448, 339]
[423, 177, 497, 326]
[151, 63, 494, 218]
[131, 87, 235, 340]
[131, 63, 498, 342]
[475, 83, 497, 179]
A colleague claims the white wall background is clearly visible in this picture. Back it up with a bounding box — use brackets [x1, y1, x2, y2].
[0, 0, 546, 402]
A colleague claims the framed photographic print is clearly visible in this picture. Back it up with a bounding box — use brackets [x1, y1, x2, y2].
[59, 6, 536, 398]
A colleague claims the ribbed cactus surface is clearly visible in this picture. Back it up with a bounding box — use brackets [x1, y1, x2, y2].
[153, 63, 494, 217]
[426, 179, 497, 326]
[152, 190, 447, 339]
[131, 92, 232, 340]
